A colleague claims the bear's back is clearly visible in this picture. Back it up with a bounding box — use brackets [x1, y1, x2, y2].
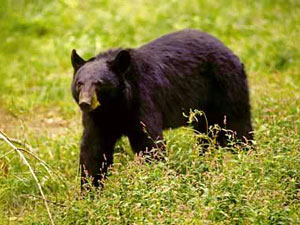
[137, 29, 234, 62]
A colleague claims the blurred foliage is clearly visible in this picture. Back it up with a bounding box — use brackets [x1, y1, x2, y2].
[0, 0, 300, 224]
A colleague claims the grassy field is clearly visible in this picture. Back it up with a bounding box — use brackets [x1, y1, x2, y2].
[0, 0, 300, 224]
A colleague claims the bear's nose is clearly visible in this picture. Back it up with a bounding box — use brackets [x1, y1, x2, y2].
[79, 90, 92, 111]
[79, 101, 91, 111]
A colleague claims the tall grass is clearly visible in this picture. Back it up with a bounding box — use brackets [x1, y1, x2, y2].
[0, 0, 299, 224]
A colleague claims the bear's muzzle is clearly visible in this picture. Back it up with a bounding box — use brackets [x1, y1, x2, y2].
[79, 90, 100, 112]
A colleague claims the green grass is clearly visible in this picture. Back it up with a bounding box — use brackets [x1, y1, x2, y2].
[1, 0, 300, 224]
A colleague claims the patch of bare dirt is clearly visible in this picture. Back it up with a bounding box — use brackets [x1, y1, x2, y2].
[0, 107, 81, 138]
[0, 108, 18, 133]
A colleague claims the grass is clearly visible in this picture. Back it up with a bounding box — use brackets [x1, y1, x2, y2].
[0, 0, 300, 224]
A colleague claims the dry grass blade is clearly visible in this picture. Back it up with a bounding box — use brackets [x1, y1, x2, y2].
[6, 137, 37, 153]
[21, 194, 67, 207]
[0, 130, 65, 183]
[0, 149, 15, 159]
[0, 130, 55, 225]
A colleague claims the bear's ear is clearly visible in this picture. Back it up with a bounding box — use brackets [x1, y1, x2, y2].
[71, 49, 86, 71]
[109, 50, 131, 75]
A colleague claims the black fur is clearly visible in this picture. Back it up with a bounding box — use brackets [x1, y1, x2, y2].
[71, 29, 253, 189]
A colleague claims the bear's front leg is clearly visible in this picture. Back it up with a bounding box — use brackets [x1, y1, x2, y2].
[128, 112, 165, 160]
[80, 113, 121, 190]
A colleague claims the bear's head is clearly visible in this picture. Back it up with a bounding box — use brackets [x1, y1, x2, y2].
[71, 49, 132, 112]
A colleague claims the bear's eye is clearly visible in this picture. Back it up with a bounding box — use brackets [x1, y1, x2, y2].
[95, 79, 103, 86]
[77, 82, 83, 92]
[94, 80, 105, 90]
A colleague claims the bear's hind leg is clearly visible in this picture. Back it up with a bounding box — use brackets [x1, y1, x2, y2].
[225, 116, 254, 145]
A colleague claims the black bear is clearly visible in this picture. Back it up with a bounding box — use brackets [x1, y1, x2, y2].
[71, 29, 253, 188]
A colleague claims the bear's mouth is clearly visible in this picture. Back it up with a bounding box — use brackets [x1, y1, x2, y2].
[79, 91, 100, 112]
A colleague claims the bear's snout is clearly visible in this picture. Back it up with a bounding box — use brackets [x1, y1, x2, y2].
[79, 91, 92, 111]
[79, 101, 91, 111]
[79, 89, 100, 112]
